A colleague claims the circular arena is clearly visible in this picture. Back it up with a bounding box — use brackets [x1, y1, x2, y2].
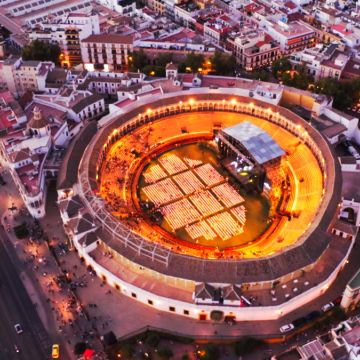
[65, 89, 349, 324]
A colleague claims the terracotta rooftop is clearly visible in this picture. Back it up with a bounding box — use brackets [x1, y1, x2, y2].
[82, 33, 133, 45]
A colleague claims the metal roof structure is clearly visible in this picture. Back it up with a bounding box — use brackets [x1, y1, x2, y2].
[222, 122, 285, 164]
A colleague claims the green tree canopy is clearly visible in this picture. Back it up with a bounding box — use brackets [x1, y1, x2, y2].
[234, 337, 265, 356]
[197, 344, 220, 360]
[155, 53, 173, 67]
[251, 69, 270, 81]
[282, 64, 313, 90]
[129, 49, 149, 72]
[158, 346, 174, 359]
[22, 40, 61, 65]
[272, 56, 292, 77]
[210, 51, 236, 76]
[314, 76, 360, 111]
[183, 52, 205, 73]
[73, 342, 87, 355]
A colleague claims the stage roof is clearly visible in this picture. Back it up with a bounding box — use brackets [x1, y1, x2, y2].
[222, 122, 285, 164]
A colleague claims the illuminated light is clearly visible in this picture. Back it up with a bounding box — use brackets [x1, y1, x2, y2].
[198, 67, 203, 72]
[250, 102, 254, 107]
[179, 100, 183, 105]
[267, 108, 272, 112]
[230, 98, 237, 105]
[189, 98, 195, 105]
[222, 99, 225, 103]
[185, 66, 192, 72]
[147, 108, 152, 114]
[112, 129, 118, 135]
[150, 70, 155, 76]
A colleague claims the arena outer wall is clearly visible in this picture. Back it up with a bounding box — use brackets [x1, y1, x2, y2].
[62, 88, 352, 324]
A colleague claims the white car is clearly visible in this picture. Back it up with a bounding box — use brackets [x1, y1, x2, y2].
[14, 324, 23, 334]
[321, 302, 334, 313]
[280, 323, 295, 333]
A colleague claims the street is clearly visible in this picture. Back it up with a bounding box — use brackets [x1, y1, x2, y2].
[0, 232, 51, 360]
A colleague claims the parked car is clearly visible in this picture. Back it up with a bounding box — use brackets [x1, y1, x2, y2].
[321, 302, 334, 313]
[14, 324, 23, 334]
[280, 323, 294, 333]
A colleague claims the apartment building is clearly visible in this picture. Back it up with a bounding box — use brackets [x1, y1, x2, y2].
[0, 57, 54, 96]
[233, 30, 280, 71]
[28, 13, 100, 68]
[81, 34, 133, 72]
[264, 20, 316, 55]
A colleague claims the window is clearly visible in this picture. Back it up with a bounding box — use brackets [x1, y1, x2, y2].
[183, 310, 189, 315]
[148, 300, 153, 305]
[131, 292, 137, 298]
[169, 306, 175, 312]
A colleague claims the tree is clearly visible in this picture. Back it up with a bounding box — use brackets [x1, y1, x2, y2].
[13, 222, 29, 239]
[184, 52, 205, 73]
[74, 342, 87, 356]
[210, 51, 236, 76]
[282, 65, 313, 90]
[106, 342, 135, 359]
[145, 332, 161, 347]
[252, 69, 270, 81]
[129, 49, 149, 72]
[22, 40, 61, 65]
[234, 337, 265, 356]
[155, 53, 173, 67]
[314, 77, 339, 96]
[158, 347, 174, 359]
[197, 345, 220, 360]
[272, 57, 292, 77]
[142, 65, 165, 77]
[314, 77, 360, 111]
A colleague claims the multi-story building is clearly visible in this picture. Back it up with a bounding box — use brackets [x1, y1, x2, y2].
[95, 0, 136, 15]
[263, 20, 316, 55]
[81, 34, 133, 72]
[233, 29, 280, 71]
[0, 57, 54, 97]
[0, 102, 71, 218]
[289, 43, 350, 80]
[341, 269, 360, 312]
[319, 50, 349, 80]
[146, 0, 166, 14]
[314, 6, 342, 26]
[28, 13, 100, 68]
[0, 0, 93, 35]
[33, 89, 106, 122]
[330, 23, 360, 48]
[203, 14, 234, 47]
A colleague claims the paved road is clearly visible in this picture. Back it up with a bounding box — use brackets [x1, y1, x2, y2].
[0, 232, 51, 360]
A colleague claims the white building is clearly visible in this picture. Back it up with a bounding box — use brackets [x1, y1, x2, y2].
[263, 20, 316, 54]
[81, 34, 133, 72]
[95, 0, 136, 15]
[28, 12, 100, 68]
[0, 58, 54, 97]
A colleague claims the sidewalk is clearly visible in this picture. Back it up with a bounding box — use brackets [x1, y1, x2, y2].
[0, 170, 83, 359]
